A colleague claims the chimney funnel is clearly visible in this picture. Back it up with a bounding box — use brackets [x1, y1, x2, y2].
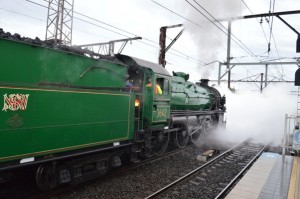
[200, 79, 209, 86]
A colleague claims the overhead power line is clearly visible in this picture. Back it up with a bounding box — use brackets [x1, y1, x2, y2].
[151, 0, 203, 29]
[241, 0, 270, 52]
[267, 0, 276, 54]
[241, 0, 283, 78]
[185, 0, 260, 62]
[152, 0, 261, 62]
[0, 7, 44, 21]
[24, 0, 205, 66]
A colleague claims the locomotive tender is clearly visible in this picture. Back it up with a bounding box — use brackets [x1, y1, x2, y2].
[0, 30, 225, 189]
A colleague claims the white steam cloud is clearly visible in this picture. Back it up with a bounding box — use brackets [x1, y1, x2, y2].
[181, 0, 244, 78]
[209, 83, 297, 146]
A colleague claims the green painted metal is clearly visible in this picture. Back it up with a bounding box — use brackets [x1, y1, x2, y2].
[0, 38, 127, 88]
[141, 74, 171, 125]
[171, 73, 212, 110]
[0, 38, 134, 163]
[151, 74, 171, 124]
[152, 105, 170, 123]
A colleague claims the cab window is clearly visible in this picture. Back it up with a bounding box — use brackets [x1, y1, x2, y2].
[156, 78, 169, 95]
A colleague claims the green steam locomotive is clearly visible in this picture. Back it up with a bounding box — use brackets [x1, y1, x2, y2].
[0, 29, 225, 189]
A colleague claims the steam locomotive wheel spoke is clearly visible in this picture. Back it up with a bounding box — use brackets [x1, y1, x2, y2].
[191, 130, 201, 144]
[191, 124, 206, 144]
[153, 131, 170, 156]
[35, 164, 57, 190]
[175, 129, 189, 148]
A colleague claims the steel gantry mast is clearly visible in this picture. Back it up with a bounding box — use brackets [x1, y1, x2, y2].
[220, 10, 300, 90]
[45, 0, 74, 45]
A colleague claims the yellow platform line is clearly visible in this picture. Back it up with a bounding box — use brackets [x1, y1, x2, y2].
[288, 157, 300, 199]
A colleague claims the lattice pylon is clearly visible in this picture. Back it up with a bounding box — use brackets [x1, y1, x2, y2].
[45, 0, 74, 45]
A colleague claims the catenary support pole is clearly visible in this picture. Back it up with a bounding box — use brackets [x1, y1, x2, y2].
[265, 64, 268, 87]
[218, 62, 222, 85]
[260, 73, 263, 93]
[282, 114, 288, 159]
[226, 21, 232, 89]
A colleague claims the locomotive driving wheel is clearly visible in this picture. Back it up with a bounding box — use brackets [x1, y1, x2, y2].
[190, 123, 206, 144]
[174, 127, 189, 148]
[152, 130, 170, 156]
[35, 163, 57, 190]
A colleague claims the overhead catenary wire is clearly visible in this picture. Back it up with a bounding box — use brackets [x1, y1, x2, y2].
[184, 0, 268, 82]
[151, 0, 270, 76]
[73, 16, 205, 65]
[188, 0, 287, 81]
[230, 0, 285, 80]
[184, 0, 260, 62]
[241, 0, 278, 66]
[71, 1, 206, 65]
[241, 0, 271, 55]
[268, 0, 276, 55]
[152, 0, 228, 53]
[241, 0, 284, 79]
[151, 0, 203, 30]
[266, 0, 281, 68]
[24, 0, 206, 66]
[270, 32, 285, 78]
[0, 7, 44, 22]
[0, 6, 203, 68]
[266, 0, 284, 78]
[190, 0, 259, 60]
[2, 0, 296, 82]
[152, 0, 232, 55]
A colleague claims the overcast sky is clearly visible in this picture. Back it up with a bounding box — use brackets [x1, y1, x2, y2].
[0, 0, 300, 87]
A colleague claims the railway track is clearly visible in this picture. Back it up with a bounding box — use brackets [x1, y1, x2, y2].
[145, 140, 268, 199]
[1, 140, 268, 199]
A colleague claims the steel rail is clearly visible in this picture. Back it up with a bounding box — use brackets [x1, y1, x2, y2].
[144, 140, 250, 199]
[214, 144, 269, 199]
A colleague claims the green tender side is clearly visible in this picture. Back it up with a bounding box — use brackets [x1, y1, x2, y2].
[0, 38, 134, 163]
[171, 75, 212, 110]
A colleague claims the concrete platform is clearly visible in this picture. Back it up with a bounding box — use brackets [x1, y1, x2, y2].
[225, 152, 300, 199]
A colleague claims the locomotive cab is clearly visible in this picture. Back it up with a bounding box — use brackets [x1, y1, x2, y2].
[116, 54, 172, 156]
[116, 54, 171, 129]
[149, 75, 171, 125]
